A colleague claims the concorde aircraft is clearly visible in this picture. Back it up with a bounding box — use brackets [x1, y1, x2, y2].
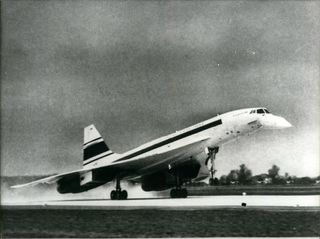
[12, 108, 292, 199]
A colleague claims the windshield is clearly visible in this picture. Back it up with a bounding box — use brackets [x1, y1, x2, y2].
[257, 109, 264, 114]
[251, 108, 270, 114]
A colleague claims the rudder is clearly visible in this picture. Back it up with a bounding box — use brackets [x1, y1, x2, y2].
[83, 124, 114, 166]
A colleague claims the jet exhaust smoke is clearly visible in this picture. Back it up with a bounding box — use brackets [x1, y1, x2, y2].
[1, 179, 162, 205]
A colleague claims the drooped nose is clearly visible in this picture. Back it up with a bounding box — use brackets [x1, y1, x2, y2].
[274, 117, 292, 128]
[261, 115, 293, 129]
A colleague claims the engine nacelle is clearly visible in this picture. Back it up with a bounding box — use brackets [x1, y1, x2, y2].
[57, 169, 113, 194]
[141, 171, 175, 191]
[141, 160, 202, 191]
[57, 175, 82, 194]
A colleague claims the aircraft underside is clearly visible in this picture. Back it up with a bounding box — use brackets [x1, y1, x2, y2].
[56, 146, 220, 200]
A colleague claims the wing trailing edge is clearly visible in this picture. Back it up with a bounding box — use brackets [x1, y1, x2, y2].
[10, 168, 91, 188]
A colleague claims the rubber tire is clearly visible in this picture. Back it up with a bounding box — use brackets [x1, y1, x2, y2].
[181, 188, 188, 198]
[170, 189, 177, 198]
[110, 190, 116, 200]
[209, 178, 214, 186]
[121, 190, 128, 200]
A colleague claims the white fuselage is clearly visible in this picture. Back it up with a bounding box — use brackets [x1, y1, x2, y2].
[86, 107, 291, 178]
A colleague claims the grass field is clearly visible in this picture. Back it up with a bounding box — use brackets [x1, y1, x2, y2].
[1, 208, 320, 237]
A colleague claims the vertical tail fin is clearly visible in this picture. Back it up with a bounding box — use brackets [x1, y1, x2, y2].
[83, 125, 114, 166]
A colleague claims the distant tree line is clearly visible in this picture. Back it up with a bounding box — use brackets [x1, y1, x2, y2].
[210, 164, 320, 186]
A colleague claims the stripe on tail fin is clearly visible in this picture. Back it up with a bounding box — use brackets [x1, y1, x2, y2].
[83, 125, 114, 166]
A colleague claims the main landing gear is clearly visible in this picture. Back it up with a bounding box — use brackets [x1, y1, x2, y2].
[170, 187, 188, 198]
[205, 147, 219, 186]
[110, 176, 128, 200]
[170, 170, 188, 198]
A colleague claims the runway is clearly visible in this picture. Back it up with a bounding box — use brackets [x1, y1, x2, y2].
[3, 195, 320, 209]
[3, 195, 320, 237]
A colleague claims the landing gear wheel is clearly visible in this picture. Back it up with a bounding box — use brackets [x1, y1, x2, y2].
[181, 188, 188, 198]
[169, 169, 188, 198]
[209, 178, 214, 186]
[110, 190, 116, 200]
[120, 190, 128, 200]
[170, 189, 177, 198]
[110, 190, 128, 200]
[170, 188, 188, 198]
[110, 176, 128, 200]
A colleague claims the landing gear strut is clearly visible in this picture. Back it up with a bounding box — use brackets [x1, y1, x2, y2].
[205, 147, 219, 186]
[170, 170, 188, 198]
[110, 176, 128, 200]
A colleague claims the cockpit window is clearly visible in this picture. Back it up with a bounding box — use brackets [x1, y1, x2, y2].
[257, 109, 264, 114]
[250, 108, 270, 114]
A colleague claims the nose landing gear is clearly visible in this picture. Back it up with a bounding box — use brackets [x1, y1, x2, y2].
[205, 147, 219, 186]
[110, 176, 128, 200]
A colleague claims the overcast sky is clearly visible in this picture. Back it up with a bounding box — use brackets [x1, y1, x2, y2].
[1, 1, 319, 177]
